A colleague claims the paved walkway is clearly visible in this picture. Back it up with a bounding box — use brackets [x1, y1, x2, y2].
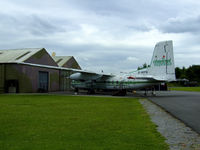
[145, 91, 200, 134]
[140, 99, 200, 150]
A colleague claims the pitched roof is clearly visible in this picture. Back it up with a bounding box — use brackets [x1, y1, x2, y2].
[52, 56, 72, 67]
[0, 48, 44, 63]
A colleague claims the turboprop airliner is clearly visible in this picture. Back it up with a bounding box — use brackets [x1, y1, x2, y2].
[70, 40, 176, 95]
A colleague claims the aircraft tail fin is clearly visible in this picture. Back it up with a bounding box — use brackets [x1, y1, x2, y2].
[147, 40, 176, 81]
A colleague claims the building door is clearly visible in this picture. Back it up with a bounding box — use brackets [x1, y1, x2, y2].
[39, 71, 49, 92]
[5, 80, 19, 93]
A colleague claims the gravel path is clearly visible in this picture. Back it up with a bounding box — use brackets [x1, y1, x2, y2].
[139, 99, 200, 150]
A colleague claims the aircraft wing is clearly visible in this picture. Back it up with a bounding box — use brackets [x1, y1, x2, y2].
[135, 75, 173, 82]
[69, 69, 114, 81]
[17, 62, 113, 81]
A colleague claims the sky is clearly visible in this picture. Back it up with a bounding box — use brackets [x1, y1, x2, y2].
[0, 0, 200, 73]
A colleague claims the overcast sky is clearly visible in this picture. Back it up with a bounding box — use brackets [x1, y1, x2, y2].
[0, 0, 200, 73]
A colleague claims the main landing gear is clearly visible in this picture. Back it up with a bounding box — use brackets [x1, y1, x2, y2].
[152, 88, 156, 96]
[74, 88, 79, 95]
[112, 90, 127, 96]
[144, 88, 156, 96]
[74, 88, 95, 95]
[87, 89, 95, 94]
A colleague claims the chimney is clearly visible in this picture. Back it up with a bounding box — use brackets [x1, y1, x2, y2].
[52, 52, 56, 57]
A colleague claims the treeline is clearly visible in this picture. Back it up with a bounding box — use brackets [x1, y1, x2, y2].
[175, 65, 200, 83]
[137, 63, 150, 70]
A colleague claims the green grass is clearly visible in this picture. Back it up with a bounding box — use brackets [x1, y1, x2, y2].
[170, 86, 200, 92]
[0, 95, 168, 150]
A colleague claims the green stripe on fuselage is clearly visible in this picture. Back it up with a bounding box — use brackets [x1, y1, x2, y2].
[71, 80, 160, 86]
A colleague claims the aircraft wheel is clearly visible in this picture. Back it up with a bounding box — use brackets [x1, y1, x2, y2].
[74, 88, 79, 95]
[112, 90, 126, 96]
[75, 88, 79, 92]
[87, 89, 95, 94]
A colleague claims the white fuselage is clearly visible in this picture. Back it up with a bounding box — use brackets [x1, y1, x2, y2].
[71, 74, 160, 91]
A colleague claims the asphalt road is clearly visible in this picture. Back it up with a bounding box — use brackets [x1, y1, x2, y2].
[144, 91, 200, 134]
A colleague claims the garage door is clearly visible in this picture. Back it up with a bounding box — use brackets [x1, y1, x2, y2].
[39, 71, 49, 92]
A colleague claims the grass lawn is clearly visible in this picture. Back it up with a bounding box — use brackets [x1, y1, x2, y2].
[170, 87, 200, 92]
[0, 95, 168, 150]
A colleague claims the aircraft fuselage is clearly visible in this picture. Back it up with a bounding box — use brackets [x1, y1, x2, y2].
[71, 76, 160, 91]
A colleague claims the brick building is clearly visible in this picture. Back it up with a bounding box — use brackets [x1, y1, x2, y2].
[0, 48, 81, 93]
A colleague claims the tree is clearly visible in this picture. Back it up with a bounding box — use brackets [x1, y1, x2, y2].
[137, 63, 149, 70]
[175, 65, 200, 84]
[175, 67, 181, 79]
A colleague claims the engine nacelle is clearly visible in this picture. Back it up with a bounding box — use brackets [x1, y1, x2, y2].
[70, 73, 102, 81]
[70, 73, 82, 80]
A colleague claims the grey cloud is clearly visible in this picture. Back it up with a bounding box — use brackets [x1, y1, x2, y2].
[0, 13, 65, 37]
[1, 0, 200, 72]
[69, 0, 124, 13]
[25, 15, 65, 36]
[41, 43, 151, 73]
[160, 16, 200, 33]
[126, 25, 152, 32]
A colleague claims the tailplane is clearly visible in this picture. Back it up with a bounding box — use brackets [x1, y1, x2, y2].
[148, 40, 176, 81]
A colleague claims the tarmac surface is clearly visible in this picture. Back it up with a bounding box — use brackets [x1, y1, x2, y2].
[143, 91, 200, 134]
